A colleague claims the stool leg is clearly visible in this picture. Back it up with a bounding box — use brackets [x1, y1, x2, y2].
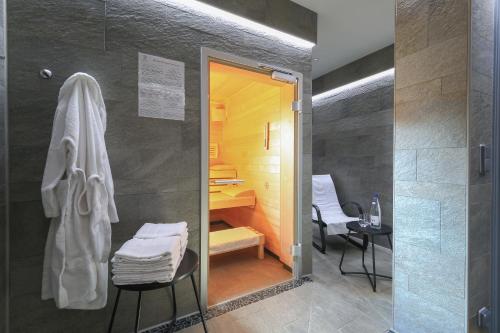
[339, 230, 351, 274]
[191, 274, 208, 333]
[362, 234, 369, 251]
[168, 285, 177, 333]
[107, 289, 121, 333]
[371, 235, 377, 292]
[135, 291, 142, 333]
[319, 223, 327, 253]
[361, 240, 365, 266]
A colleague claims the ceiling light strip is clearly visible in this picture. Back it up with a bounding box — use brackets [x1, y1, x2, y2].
[312, 68, 395, 103]
[163, 0, 315, 49]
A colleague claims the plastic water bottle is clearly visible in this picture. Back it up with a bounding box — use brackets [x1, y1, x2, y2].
[370, 193, 382, 229]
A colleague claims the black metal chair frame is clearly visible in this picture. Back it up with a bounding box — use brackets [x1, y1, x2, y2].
[312, 202, 368, 254]
[107, 249, 208, 333]
[339, 222, 393, 292]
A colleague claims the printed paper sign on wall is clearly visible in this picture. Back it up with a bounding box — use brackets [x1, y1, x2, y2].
[138, 52, 185, 121]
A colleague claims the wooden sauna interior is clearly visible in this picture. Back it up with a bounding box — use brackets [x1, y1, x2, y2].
[208, 61, 296, 304]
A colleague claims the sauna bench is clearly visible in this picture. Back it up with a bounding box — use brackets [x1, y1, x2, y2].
[209, 227, 265, 259]
[209, 188, 256, 210]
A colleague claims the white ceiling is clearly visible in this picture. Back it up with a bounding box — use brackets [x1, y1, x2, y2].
[291, 0, 395, 79]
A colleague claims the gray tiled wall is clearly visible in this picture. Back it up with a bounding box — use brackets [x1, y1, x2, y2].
[394, 0, 469, 332]
[7, 0, 313, 332]
[468, 0, 494, 332]
[312, 74, 394, 248]
[313, 44, 394, 95]
[0, 0, 6, 331]
[201, 0, 317, 44]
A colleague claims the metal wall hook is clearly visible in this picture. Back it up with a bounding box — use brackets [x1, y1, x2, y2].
[39, 69, 53, 80]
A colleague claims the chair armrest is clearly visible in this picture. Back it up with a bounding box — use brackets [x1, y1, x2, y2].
[312, 204, 323, 222]
[341, 201, 364, 216]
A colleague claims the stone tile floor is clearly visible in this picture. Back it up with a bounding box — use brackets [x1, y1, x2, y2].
[180, 236, 393, 333]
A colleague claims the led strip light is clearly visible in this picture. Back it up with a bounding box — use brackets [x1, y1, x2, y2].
[163, 0, 316, 49]
[312, 68, 395, 103]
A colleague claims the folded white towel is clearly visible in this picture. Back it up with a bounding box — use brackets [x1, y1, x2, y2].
[112, 271, 175, 285]
[134, 222, 188, 239]
[180, 232, 188, 249]
[112, 259, 175, 269]
[111, 256, 174, 264]
[112, 258, 176, 269]
[113, 276, 173, 284]
[111, 223, 189, 285]
[114, 236, 182, 261]
[111, 266, 175, 276]
[113, 267, 175, 274]
[111, 258, 182, 284]
[113, 277, 173, 284]
[111, 234, 186, 269]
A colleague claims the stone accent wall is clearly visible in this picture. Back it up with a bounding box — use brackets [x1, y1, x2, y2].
[468, 0, 494, 331]
[394, 1, 469, 332]
[313, 44, 394, 95]
[312, 73, 394, 248]
[7, 0, 313, 332]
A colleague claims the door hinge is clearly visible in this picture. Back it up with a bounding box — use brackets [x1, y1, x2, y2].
[292, 100, 302, 112]
[291, 243, 302, 257]
[478, 306, 491, 329]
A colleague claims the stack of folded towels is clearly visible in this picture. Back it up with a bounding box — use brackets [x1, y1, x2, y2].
[111, 222, 188, 285]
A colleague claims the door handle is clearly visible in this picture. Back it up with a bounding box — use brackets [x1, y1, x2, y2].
[479, 144, 490, 176]
[479, 144, 486, 176]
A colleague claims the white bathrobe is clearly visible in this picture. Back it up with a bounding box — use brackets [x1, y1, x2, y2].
[41, 73, 119, 309]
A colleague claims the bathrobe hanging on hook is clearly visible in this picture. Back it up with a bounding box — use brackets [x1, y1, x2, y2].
[41, 72, 119, 309]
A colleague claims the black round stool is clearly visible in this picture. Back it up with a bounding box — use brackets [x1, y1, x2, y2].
[339, 221, 393, 292]
[107, 248, 208, 333]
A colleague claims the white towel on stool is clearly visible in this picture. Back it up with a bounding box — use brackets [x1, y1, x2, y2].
[114, 237, 182, 261]
[111, 223, 189, 285]
[112, 272, 175, 285]
[134, 222, 188, 239]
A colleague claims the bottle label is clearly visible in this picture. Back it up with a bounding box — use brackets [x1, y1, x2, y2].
[370, 216, 380, 227]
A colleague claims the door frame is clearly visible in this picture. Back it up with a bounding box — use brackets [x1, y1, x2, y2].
[199, 47, 304, 310]
[491, 0, 500, 330]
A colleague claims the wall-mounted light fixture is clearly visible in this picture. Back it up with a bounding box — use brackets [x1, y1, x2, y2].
[163, 0, 315, 49]
[312, 68, 395, 103]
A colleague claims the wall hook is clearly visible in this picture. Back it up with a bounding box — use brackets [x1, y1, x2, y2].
[39, 69, 53, 80]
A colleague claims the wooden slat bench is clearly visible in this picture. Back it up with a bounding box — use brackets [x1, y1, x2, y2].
[209, 227, 265, 259]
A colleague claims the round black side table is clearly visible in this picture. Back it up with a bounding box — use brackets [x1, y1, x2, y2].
[339, 221, 393, 292]
[107, 249, 208, 333]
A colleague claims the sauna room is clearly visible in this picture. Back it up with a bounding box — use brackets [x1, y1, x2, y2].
[207, 61, 296, 305]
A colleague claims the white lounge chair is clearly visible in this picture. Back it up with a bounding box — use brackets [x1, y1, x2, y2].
[312, 174, 367, 253]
